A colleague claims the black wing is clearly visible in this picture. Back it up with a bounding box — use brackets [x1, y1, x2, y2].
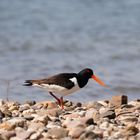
[24, 73, 77, 89]
[41, 73, 77, 89]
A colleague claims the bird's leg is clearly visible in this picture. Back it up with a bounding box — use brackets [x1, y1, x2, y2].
[49, 92, 61, 106]
[60, 97, 64, 109]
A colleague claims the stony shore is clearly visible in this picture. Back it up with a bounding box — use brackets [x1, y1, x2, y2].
[0, 95, 139, 140]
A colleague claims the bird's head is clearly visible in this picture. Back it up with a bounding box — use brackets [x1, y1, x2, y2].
[78, 68, 106, 87]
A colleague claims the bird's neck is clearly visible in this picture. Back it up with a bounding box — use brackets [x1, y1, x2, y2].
[76, 75, 89, 88]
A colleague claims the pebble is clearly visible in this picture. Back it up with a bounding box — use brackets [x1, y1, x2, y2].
[30, 131, 42, 140]
[84, 101, 103, 110]
[100, 109, 116, 119]
[0, 95, 139, 139]
[25, 100, 36, 106]
[85, 108, 97, 118]
[37, 108, 62, 117]
[7, 117, 26, 127]
[27, 122, 45, 132]
[124, 125, 139, 136]
[32, 115, 49, 125]
[80, 131, 99, 140]
[47, 127, 68, 139]
[16, 128, 33, 140]
[99, 121, 109, 130]
[19, 104, 31, 112]
[68, 126, 85, 138]
[0, 122, 15, 131]
[1, 131, 16, 139]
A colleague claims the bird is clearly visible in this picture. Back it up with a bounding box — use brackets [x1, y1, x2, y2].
[23, 68, 106, 109]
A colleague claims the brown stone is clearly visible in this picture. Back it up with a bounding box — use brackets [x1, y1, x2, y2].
[0, 122, 15, 131]
[109, 95, 128, 108]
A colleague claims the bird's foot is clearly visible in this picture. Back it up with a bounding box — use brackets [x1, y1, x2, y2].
[49, 92, 64, 109]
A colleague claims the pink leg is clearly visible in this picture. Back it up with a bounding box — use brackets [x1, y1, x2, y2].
[60, 97, 64, 109]
[49, 92, 61, 105]
[49, 92, 64, 109]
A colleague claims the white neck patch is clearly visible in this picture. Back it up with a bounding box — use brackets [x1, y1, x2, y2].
[69, 77, 78, 85]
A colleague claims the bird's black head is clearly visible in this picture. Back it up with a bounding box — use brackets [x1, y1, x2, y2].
[77, 68, 93, 88]
[77, 68, 106, 88]
[78, 68, 93, 79]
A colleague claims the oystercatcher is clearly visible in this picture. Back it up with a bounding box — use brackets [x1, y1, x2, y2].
[24, 68, 106, 109]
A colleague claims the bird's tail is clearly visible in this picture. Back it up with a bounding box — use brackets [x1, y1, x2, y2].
[23, 80, 33, 86]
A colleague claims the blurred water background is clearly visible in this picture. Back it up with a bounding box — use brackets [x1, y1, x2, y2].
[0, 0, 140, 103]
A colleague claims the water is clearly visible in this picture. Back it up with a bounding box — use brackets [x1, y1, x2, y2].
[0, 0, 140, 103]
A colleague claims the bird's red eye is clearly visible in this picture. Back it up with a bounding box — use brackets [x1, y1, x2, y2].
[86, 69, 90, 73]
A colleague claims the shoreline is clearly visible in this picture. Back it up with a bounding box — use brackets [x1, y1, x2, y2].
[0, 95, 139, 140]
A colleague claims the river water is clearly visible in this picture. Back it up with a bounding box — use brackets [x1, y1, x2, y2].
[0, 0, 140, 102]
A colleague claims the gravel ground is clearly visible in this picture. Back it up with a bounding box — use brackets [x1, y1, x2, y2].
[0, 95, 139, 140]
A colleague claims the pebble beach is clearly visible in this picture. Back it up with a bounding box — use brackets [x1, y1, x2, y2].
[0, 95, 139, 140]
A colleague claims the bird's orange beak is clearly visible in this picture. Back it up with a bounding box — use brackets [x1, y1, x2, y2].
[91, 74, 106, 87]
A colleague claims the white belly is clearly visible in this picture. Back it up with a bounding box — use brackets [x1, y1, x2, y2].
[34, 83, 80, 96]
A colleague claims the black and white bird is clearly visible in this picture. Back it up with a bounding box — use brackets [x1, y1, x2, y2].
[23, 68, 106, 109]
